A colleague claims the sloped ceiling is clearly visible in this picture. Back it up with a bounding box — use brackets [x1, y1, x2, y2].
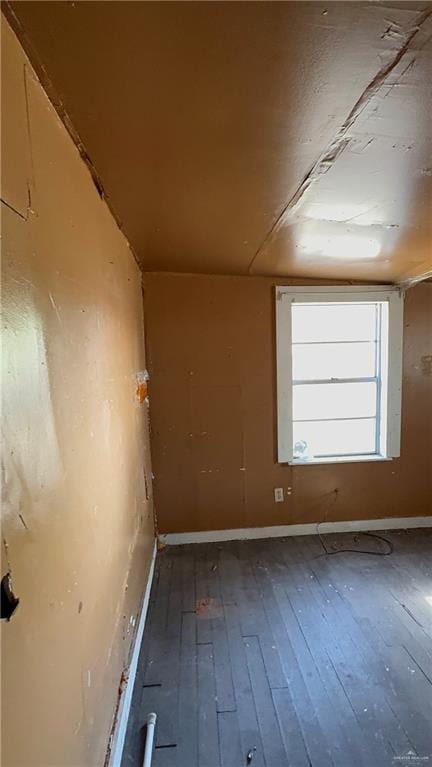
[5, 1, 432, 283]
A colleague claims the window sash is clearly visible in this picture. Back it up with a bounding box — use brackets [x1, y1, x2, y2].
[293, 417, 377, 459]
[276, 286, 404, 464]
[292, 377, 377, 385]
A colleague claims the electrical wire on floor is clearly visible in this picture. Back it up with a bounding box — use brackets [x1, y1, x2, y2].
[315, 488, 394, 557]
[316, 526, 394, 556]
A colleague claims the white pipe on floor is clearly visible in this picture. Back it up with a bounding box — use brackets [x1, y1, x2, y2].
[142, 713, 157, 767]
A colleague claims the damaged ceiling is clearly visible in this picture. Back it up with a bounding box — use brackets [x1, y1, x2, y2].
[5, 0, 432, 283]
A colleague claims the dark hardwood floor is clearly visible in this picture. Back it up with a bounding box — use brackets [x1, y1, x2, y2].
[121, 529, 432, 767]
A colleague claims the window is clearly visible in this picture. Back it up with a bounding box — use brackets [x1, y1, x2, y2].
[276, 286, 404, 464]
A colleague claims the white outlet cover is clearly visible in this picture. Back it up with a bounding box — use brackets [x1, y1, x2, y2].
[274, 488, 284, 503]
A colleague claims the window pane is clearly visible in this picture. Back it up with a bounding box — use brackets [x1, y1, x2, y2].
[292, 342, 376, 380]
[293, 381, 376, 420]
[292, 303, 378, 343]
[293, 418, 376, 458]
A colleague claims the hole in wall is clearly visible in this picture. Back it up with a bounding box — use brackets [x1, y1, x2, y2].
[1, 573, 20, 621]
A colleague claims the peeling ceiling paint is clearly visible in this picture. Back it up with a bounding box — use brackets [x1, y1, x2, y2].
[5, 1, 432, 283]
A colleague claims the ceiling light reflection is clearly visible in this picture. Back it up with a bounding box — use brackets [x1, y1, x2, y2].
[299, 234, 381, 260]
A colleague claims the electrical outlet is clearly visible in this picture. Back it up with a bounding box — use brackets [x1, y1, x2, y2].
[274, 487, 284, 503]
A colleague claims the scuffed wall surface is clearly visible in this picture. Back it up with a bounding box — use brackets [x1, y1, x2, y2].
[1, 21, 154, 767]
[144, 272, 432, 534]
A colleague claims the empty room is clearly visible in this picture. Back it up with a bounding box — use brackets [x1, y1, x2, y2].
[1, 2, 431, 766]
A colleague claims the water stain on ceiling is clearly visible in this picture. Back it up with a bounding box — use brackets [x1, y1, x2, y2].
[5, 1, 432, 284]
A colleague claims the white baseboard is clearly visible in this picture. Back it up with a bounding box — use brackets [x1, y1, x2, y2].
[159, 516, 432, 546]
[108, 539, 157, 767]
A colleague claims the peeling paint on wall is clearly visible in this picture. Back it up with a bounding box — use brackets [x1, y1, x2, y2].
[135, 370, 149, 403]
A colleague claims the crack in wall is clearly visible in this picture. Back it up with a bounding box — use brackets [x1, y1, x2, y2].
[23, 60, 35, 214]
[399, 270, 432, 290]
[2, 538, 12, 573]
[0, 197, 27, 221]
[249, 7, 432, 274]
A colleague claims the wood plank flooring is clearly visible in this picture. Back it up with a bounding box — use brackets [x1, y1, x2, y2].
[121, 529, 432, 767]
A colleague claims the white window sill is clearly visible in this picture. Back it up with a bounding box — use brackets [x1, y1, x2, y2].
[288, 454, 393, 466]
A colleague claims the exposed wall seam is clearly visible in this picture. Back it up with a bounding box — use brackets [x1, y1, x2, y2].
[248, 7, 432, 276]
[1, 57, 34, 221]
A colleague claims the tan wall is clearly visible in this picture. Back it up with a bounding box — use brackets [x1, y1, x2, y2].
[1, 21, 154, 767]
[144, 272, 432, 534]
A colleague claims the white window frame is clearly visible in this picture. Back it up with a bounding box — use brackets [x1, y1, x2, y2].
[276, 285, 404, 465]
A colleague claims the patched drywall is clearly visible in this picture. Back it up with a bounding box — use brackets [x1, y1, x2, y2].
[1, 20, 154, 766]
[144, 273, 431, 534]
